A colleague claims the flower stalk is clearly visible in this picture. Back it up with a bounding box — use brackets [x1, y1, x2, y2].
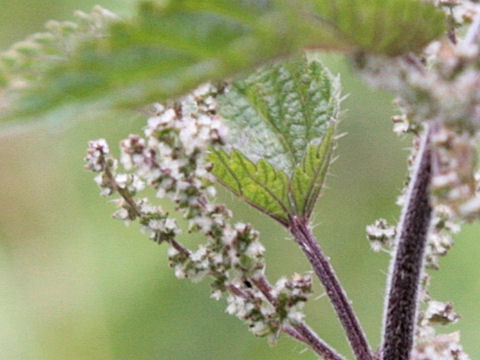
[289, 216, 373, 360]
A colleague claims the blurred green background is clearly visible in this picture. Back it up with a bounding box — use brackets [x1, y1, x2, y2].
[0, 1, 478, 359]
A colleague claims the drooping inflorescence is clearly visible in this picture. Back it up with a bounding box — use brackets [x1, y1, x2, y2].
[85, 83, 313, 343]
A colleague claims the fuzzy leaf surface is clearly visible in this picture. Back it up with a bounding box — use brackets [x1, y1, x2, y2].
[210, 58, 340, 224]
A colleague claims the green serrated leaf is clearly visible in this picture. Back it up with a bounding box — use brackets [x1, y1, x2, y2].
[210, 58, 340, 223]
[0, 0, 445, 125]
[212, 149, 291, 225]
[217, 58, 339, 174]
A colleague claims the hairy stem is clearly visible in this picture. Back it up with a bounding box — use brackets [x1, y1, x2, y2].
[381, 126, 432, 360]
[283, 326, 307, 342]
[294, 323, 346, 360]
[290, 217, 373, 360]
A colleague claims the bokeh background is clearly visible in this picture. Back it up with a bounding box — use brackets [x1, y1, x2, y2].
[0, 1, 479, 359]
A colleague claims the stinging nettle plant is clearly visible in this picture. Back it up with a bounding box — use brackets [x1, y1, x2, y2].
[2, 0, 480, 359]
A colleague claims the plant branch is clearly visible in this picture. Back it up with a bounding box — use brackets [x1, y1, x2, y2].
[104, 165, 191, 256]
[289, 217, 373, 360]
[381, 125, 432, 360]
[294, 323, 346, 360]
[251, 275, 346, 360]
[108, 163, 343, 359]
[283, 326, 307, 342]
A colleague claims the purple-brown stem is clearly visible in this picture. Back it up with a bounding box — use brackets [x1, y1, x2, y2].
[290, 217, 373, 360]
[283, 326, 307, 343]
[294, 323, 346, 360]
[381, 126, 432, 360]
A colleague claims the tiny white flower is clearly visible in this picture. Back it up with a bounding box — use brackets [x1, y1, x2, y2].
[191, 216, 213, 232]
[211, 290, 222, 301]
[212, 253, 224, 266]
[94, 173, 104, 186]
[112, 208, 129, 220]
[148, 219, 165, 231]
[132, 177, 145, 192]
[120, 152, 133, 170]
[222, 227, 236, 245]
[250, 321, 268, 335]
[156, 188, 166, 199]
[235, 223, 248, 232]
[459, 196, 480, 217]
[246, 241, 265, 258]
[139, 201, 157, 214]
[176, 180, 190, 192]
[174, 266, 186, 279]
[100, 187, 113, 197]
[272, 277, 288, 297]
[167, 247, 179, 257]
[287, 309, 305, 324]
[153, 103, 165, 113]
[115, 173, 129, 188]
[191, 246, 208, 262]
[206, 186, 216, 197]
[164, 218, 179, 232]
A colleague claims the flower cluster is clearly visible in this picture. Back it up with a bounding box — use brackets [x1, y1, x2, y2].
[358, 2, 480, 358]
[366, 218, 396, 253]
[414, 298, 468, 360]
[366, 207, 458, 271]
[411, 332, 470, 360]
[271, 274, 312, 324]
[224, 273, 312, 342]
[426, 205, 460, 270]
[85, 84, 313, 342]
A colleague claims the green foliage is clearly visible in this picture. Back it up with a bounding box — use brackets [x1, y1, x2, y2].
[0, 6, 118, 117]
[292, 124, 335, 218]
[0, 0, 445, 125]
[314, 0, 446, 56]
[211, 149, 292, 224]
[0, 1, 325, 121]
[210, 58, 340, 224]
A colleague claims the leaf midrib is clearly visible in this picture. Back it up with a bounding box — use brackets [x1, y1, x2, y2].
[303, 129, 333, 217]
[241, 87, 297, 172]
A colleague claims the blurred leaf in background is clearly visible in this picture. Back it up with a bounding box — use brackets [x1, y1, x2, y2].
[0, 1, 478, 360]
[0, 0, 444, 125]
